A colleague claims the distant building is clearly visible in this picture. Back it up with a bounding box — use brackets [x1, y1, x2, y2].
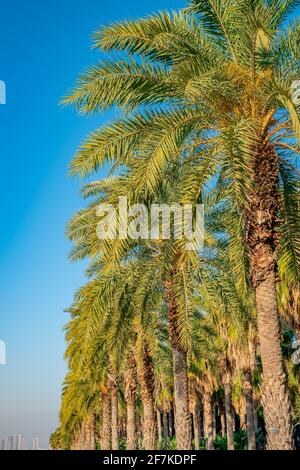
[32, 437, 39, 450]
[16, 435, 24, 450]
[7, 436, 14, 450]
[0, 435, 42, 450]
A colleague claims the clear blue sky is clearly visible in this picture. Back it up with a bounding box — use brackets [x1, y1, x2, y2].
[0, 0, 185, 448]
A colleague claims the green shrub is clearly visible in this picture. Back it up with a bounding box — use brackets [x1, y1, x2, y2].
[233, 429, 248, 450]
[214, 435, 227, 450]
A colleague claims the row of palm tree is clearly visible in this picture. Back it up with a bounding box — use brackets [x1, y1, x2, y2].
[51, 0, 300, 451]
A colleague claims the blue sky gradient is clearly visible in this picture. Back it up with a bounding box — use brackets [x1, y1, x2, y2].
[0, 0, 185, 448]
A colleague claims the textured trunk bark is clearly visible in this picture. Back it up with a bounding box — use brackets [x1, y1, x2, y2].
[124, 353, 137, 450]
[126, 404, 136, 450]
[101, 389, 111, 450]
[253, 399, 259, 434]
[163, 411, 170, 448]
[212, 403, 217, 440]
[157, 410, 163, 449]
[142, 396, 157, 450]
[192, 399, 201, 450]
[199, 399, 204, 442]
[220, 411, 225, 438]
[119, 416, 126, 439]
[203, 392, 213, 450]
[81, 424, 87, 450]
[89, 416, 95, 450]
[219, 399, 225, 437]
[256, 273, 293, 449]
[224, 382, 234, 450]
[256, 273, 292, 450]
[78, 424, 84, 450]
[172, 348, 192, 449]
[138, 344, 157, 450]
[83, 415, 95, 450]
[237, 400, 246, 431]
[110, 371, 119, 450]
[168, 410, 174, 438]
[246, 137, 293, 450]
[239, 408, 246, 431]
[243, 369, 256, 450]
[78, 426, 84, 450]
[70, 427, 81, 450]
[137, 414, 143, 449]
[165, 273, 192, 450]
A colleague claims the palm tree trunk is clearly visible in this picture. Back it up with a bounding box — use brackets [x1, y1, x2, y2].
[253, 399, 259, 434]
[165, 275, 192, 450]
[137, 343, 157, 450]
[80, 425, 85, 450]
[90, 415, 96, 450]
[70, 427, 81, 450]
[239, 406, 246, 431]
[255, 273, 293, 449]
[203, 392, 213, 450]
[199, 399, 204, 442]
[237, 399, 246, 431]
[124, 354, 137, 450]
[224, 382, 234, 450]
[84, 415, 95, 450]
[163, 411, 170, 448]
[220, 413, 225, 437]
[219, 399, 225, 437]
[192, 396, 201, 450]
[172, 348, 191, 449]
[137, 414, 143, 449]
[79, 423, 86, 450]
[157, 410, 163, 449]
[168, 410, 174, 438]
[101, 388, 111, 450]
[243, 369, 256, 450]
[110, 370, 119, 450]
[246, 139, 293, 449]
[212, 402, 217, 440]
